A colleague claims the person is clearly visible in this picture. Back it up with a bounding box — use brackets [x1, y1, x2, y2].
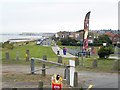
[83, 49, 86, 56]
[63, 47, 67, 55]
[63, 47, 65, 55]
[57, 46, 60, 55]
[88, 50, 90, 57]
[64, 47, 67, 55]
[57, 50, 60, 55]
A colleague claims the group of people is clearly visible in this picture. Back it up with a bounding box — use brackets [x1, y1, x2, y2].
[56, 46, 96, 57]
[83, 49, 90, 57]
[57, 47, 67, 55]
[82, 47, 96, 57]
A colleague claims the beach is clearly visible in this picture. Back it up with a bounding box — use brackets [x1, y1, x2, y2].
[0, 33, 54, 43]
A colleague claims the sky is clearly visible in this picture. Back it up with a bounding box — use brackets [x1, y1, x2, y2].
[0, 0, 119, 33]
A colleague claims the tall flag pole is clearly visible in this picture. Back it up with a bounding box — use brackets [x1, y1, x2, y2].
[81, 11, 91, 67]
[83, 11, 91, 50]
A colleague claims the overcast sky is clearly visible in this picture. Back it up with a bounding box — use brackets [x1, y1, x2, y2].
[0, 0, 119, 33]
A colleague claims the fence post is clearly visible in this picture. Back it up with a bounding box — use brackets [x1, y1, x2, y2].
[16, 51, 19, 61]
[74, 57, 79, 66]
[31, 58, 35, 74]
[5, 52, 9, 60]
[112, 60, 120, 71]
[74, 72, 78, 87]
[64, 66, 70, 85]
[42, 64, 46, 76]
[92, 59, 97, 68]
[43, 55, 47, 60]
[12, 88, 17, 90]
[58, 56, 62, 63]
[38, 80, 43, 90]
[64, 68, 66, 79]
[26, 49, 30, 61]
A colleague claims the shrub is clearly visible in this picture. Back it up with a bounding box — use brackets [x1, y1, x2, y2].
[117, 43, 120, 48]
[2, 41, 14, 49]
[98, 46, 114, 59]
[57, 41, 62, 46]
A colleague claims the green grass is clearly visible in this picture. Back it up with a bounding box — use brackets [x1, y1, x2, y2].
[2, 44, 57, 64]
[1, 43, 118, 72]
[2, 45, 56, 59]
[76, 57, 117, 72]
[1, 43, 70, 65]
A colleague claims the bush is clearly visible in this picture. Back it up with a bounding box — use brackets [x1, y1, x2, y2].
[98, 46, 114, 59]
[61, 38, 77, 46]
[57, 41, 62, 46]
[117, 43, 120, 48]
[2, 41, 14, 49]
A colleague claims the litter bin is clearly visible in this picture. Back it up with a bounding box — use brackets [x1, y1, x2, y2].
[51, 74, 62, 90]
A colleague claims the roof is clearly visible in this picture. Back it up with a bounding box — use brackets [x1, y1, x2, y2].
[105, 32, 115, 37]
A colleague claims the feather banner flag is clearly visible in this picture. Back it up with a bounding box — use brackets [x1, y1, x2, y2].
[83, 11, 91, 50]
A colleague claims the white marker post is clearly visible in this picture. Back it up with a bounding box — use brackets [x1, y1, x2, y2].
[69, 60, 75, 87]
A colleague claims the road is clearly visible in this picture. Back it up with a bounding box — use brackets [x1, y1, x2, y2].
[2, 64, 119, 89]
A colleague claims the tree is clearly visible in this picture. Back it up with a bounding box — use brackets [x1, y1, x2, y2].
[94, 34, 112, 46]
[3, 41, 14, 49]
[61, 37, 77, 46]
[98, 46, 114, 59]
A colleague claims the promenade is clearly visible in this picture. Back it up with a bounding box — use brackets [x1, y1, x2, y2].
[52, 46, 76, 58]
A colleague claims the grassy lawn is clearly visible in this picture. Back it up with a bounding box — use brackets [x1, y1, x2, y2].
[1, 43, 119, 88]
[1, 43, 70, 66]
[1, 43, 118, 72]
[76, 57, 117, 72]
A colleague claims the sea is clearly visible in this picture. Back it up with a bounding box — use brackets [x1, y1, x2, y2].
[0, 33, 53, 43]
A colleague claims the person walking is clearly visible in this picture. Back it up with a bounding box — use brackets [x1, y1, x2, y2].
[63, 47, 67, 55]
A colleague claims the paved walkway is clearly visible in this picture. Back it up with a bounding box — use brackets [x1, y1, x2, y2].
[109, 54, 120, 60]
[109, 56, 120, 60]
[52, 46, 76, 58]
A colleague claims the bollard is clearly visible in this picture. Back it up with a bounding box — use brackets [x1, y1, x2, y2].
[42, 64, 46, 76]
[43, 55, 47, 60]
[69, 60, 75, 87]
[58, 56, 62, 63]
[5, 52, 9, 60]
[92, 59, 97, 68]
[38, 80, 43, 90]
[31, 58, 35, 74]
[74, 72, 78, 87]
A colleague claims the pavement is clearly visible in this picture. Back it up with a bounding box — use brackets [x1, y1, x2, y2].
[52, 46, 76, 58]
[109, 56, 120, 60]
[2, 65, 119, 88]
